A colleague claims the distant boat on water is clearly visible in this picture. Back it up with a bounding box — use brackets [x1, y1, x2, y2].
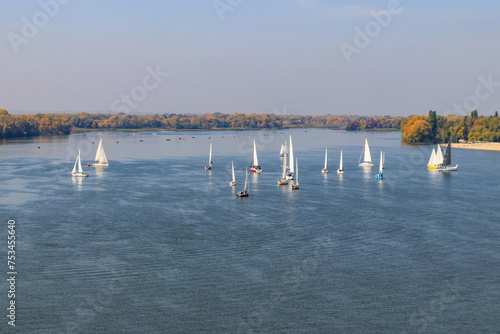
[92, 139, 109, 167]
[71, 150, 88, 178]
[229, 161, 236, 187]
[375, 151, 384, 180]
[322, 148, 328, 174]
[250, 140, 262, 173]
[358, 139, 375, 167]
[286, 135, 295, 180]
[237, 167, 249, 197]
[337, 150, 344, 174]
[205, 143, 213, 170]
[438, 142, 458, 171]
[292, 158, 299, 190]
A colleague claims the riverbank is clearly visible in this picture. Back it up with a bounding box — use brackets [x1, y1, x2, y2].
[451, 142, 500, 152]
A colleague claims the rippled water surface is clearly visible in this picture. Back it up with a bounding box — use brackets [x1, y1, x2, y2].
[1, 129, 499, 333]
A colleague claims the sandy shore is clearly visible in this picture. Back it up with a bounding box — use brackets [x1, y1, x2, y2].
[451, 142, 500, 151]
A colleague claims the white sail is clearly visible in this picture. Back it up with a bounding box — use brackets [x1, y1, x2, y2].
[72, 152, 78, 174]
[94, 139, 108, 165]
[435, 144, 443, 164]
[253, 140, 259, 166]
[244, 167, 248, 191]
[379, 151, 383, 174]
[209, 143, 212, 165]
[77, 150, 84, 173]
[282, 158, 287, 179]
[339, 150, 343, 170]
[428, 149, 436, 166]
[279, 143, 285, 156]
[289, 135, 294, 173]
[324, 148, 328, 170]
[363, 139, 372, 163]
[232, 161, 235, 182]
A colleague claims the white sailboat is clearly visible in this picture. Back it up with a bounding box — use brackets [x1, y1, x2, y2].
[205, 143, 213, 170]
[292, 158, 299, 190]
[375, 151, 384, 180]
[337, 150, 344, 174]
[237, 167, 249, 197]
[428, 144, 443, 169]
[438, 142, 458, 171]
[229, 161, 236, 187]
[321, 148, 328, 174]
[358, 138, 374, 167]
[250, 140, 262, 173]
[278, 153, 289, 185]
[71, 149, 88, 177]
[286, 135, 294, 180]
[92, 139, 109, 167]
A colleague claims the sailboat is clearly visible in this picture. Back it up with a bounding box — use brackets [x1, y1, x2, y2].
[375, 151, 384, 180]
[428, 144, 443, 169]
[321, 148, 328, 174]
[286, 135, 295, 180]
[438, 142, 458, 171]
[382, 152, 385, 169]
[292, 158, 299, 190]
[71, 149, 89, 177]
[92, 139, 109, 167]
[358, 138, 375, 167]
[278, 154, 289, 185]
[337, 150, 344, 174]
[205, 143, 213, 170]
[237, 167, 249, 197]
[250, 140, 262, 173]
[229, 161, 236, 187]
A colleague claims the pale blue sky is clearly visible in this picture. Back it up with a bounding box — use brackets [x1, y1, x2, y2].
[1, 0, 499, 115]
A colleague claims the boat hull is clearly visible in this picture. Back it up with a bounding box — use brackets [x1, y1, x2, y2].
[229, 181, 236, 187]
[236, 191, 248, 197]
[205, 165, 212, 170]
[358, 162, 374, 167]
[292, 184, 299, 190]
[337, 169, 344, 174]
[438, 165, 458, 171]
[250, 166, 262, 173]
[71, 172, 89, 178]
[427, 165, 439, 169]
[278, 179, 288, 185]
[321, 169, 328, 174]
[92, 162, 109, 167]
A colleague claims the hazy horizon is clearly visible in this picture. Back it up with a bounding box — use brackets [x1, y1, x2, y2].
[2, 1, 500, 116]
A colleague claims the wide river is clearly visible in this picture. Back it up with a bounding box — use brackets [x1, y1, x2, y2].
[1, 129, 499, 333]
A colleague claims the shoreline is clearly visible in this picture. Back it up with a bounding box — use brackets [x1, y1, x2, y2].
[451, 142, 500, 152]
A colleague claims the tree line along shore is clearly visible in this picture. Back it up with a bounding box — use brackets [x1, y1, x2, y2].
[1, 108, 499, 144]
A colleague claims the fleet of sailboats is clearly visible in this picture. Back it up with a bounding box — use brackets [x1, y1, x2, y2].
[358, 139, 375, 167]
[205, 143, 213, 170]
[229, 161, 236, 187]
[92, 139, 109, 167]
[250, 140, 262, 173]
[71, 150, 88, 178]
[337, 150, 344, 174]
[322, 148, 328, 174]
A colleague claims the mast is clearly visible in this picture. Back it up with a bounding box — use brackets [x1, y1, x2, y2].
[364, 139, 372, 163]
[289, 135, 294, 173]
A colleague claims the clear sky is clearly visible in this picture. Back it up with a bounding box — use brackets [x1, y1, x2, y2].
[1, 0, 499, 116]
